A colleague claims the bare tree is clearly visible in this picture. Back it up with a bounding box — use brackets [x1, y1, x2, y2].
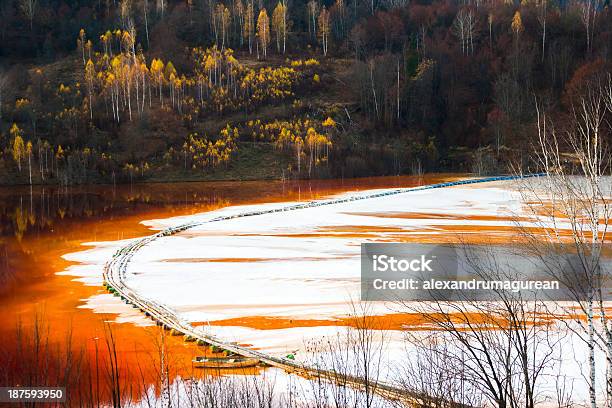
[452, 8, 478, 56]
[318, 6, 330, 56]
[306, 300, 387, 408]
[156, 0, 165, 18]
[102, 322, 126, 408]
[576, 0, 596, 55]
[397, 333, 485, 408]
[400, 243, 561, 408]
[19, 0, 37, 31]
[307, 0, 318, 41]
[537, 0, 547, 63]
[143, 0, 150, 48]
[516, 77, 612, 407]
[487, 12, 493, 51]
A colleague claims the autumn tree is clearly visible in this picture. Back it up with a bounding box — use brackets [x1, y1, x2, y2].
[511, 10, 523, 45]
[164, 61, 177, 109]
[150, 58, 165, 106]
[234, 0, 245, 47]
[77, 29, 87, 66]
[244, 0, 255, 54]
[318, 6, 330, 56]
[272, 1, 288, 54]
[305, 126, 331, 176]
[257, 8, 270, 59]
[10, 124, 25, 172]
[215, 3, 231, 49]
[120, 0, 132, 30]
[26, 141, 33, 185]
[85, 59, 96, 120]
[100, 30, 112, 55]
[210, 1, 219, 45]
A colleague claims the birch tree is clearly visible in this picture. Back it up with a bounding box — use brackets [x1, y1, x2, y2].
[77, 29, 87, 66]
[234, 0, 245, 46]
[488, 12, 493, 50]
[307, 0, 318, 41]
[318, 6, 330, 56]
[452, 10, 467, 55]
[332, 0, 347, 40]
[452, 8, 477, 56]
[10, 124, 25, 172]
[272, 1, 288, 54]
[511, 10, 523, 46]
[85, 59, 96, 120]
[26, 141, 33, 185]
[150, 58, 165, 106]
[518, 79, 612, 408]
[156, 0, 165, 18]
[577, 0, 596, 55]
[537, 0, 547, 63]
[216, 4, 231, 49]
[143, 0, 150, 47]
[256, 8, 270, 59]
[243, 0, 254, 54]
[120, 0, 132, 30]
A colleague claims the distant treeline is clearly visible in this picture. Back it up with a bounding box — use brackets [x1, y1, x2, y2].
[0, 0, 610, 184]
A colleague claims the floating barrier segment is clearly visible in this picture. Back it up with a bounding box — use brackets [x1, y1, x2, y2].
[102, 173, 542, 405]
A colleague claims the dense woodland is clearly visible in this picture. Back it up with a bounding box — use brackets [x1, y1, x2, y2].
[0, 0, 610, 184]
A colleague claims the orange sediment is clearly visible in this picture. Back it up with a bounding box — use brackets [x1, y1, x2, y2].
[199, 311, 559, 332]
[2, 174, 594, 402]
[0, 175, 462, 400]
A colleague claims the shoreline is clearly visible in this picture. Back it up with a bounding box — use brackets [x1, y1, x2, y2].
[0, 171, 475, 188]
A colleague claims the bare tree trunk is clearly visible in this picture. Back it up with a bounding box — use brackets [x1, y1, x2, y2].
[144, 0, 150, 48]
[517, 80, 612, 407]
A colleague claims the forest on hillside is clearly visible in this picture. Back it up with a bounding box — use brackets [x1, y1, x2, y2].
[0, 0, 610, 184]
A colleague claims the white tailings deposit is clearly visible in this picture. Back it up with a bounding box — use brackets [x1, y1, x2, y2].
[62, 175, 610, 406]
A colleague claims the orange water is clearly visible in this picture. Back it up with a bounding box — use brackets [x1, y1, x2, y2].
[0, 175, 464, 402]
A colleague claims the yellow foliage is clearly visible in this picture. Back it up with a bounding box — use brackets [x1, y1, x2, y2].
[181, 125, 238, 170]
[11, 127, 25, 170]
[322, 117, 336, 127]
[511, 11, 523, 35]
[58, 83, 71, 94]
[244, 117, 332, 171]
[15, 98, 30, 110]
